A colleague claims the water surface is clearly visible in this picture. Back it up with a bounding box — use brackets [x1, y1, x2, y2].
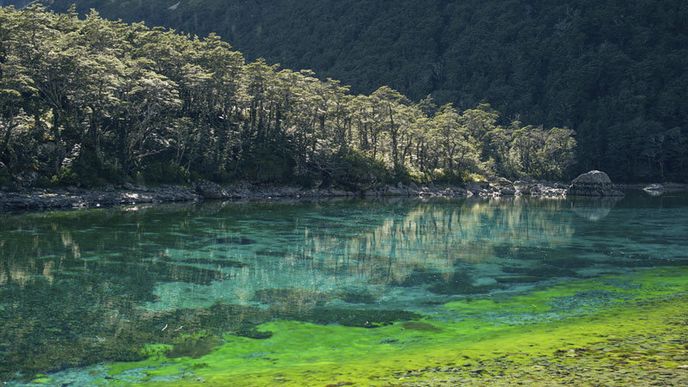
[1, 194, 687, 384]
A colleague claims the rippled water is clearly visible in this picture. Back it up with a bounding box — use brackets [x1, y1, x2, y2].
[1, 193, 687, 383]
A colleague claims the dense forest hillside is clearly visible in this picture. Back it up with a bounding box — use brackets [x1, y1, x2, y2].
[2, 0, 687, 182]
[0, 6, 577, 189]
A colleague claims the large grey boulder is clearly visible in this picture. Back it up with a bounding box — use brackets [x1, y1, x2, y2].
[566, 170, 624, 197]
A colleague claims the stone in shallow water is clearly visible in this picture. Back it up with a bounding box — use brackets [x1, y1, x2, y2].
[566, 170, 624, 197]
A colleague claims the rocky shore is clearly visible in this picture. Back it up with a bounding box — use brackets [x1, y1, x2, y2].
[0, 181, 542, 212]
[2, 171, 685, 213]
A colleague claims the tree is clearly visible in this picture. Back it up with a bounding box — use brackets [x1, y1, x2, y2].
[0, 5, 578, 189]
[429, 104, 481, 178]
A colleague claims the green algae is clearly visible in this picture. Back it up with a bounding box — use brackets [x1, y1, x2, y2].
[99, 266, 688, 386]
[139, 344, 174, 358]
[166, 335, 222, 359]
[400, 321, 443, 332]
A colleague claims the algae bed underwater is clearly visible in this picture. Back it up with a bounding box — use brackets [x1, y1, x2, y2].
[1, 193, 688, 386]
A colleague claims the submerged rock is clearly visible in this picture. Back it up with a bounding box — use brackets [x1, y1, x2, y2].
[566, 170, 624, 197]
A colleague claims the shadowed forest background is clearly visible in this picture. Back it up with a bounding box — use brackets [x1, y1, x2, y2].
[1, 0, 687, 185]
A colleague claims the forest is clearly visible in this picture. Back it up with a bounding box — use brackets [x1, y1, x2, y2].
[1, 0, 686, 182]
[0, 5, 576, 189]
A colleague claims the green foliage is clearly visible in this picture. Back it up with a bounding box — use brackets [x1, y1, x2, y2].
[239, 142, 297, 184]
[327, 150, 390, 190]
[427, 169, 465, 185]
[51, 167, 79, 187]
[7, 0, 684, 182]
[504, 125, 578, 180]
[139, 162, 190, 185]
[0, 5, 577, 189]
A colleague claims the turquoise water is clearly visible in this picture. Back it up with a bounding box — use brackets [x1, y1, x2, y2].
[1, 194, 687, 383]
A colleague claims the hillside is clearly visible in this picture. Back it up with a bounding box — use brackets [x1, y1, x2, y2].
[0, 6, 578, 190]
[2, 0, 687, 182]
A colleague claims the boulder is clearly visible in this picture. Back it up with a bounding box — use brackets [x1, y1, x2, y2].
[534, 184, 567, 197]
[489, 178, 516, 196]
[466, 181, 489, 195]
[513, 180, 531, 195]
[566, 170, 624, 197]
[194, 180, 228, 199]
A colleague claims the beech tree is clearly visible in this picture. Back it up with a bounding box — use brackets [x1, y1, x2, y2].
[0, 6, 577, 188]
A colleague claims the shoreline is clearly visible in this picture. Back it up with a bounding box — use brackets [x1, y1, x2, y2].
[0, 183, 463, 213]
[0, 181, 546, 213]
[1, 180, 686, 213]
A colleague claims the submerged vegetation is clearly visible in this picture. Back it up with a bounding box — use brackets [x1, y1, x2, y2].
[32, 267, 688, 386]
[0, 6, 576, 189]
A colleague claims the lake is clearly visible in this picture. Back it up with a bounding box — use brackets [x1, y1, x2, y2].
[2, 194, 688, 385]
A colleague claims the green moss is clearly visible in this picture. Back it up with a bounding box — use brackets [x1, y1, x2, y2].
[103, 267, 688, 385]
[400, 321, 442, 332]
[30, 374, 51, 384]
[139, 344, 173, 358]
[446, 266, 688, 318]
